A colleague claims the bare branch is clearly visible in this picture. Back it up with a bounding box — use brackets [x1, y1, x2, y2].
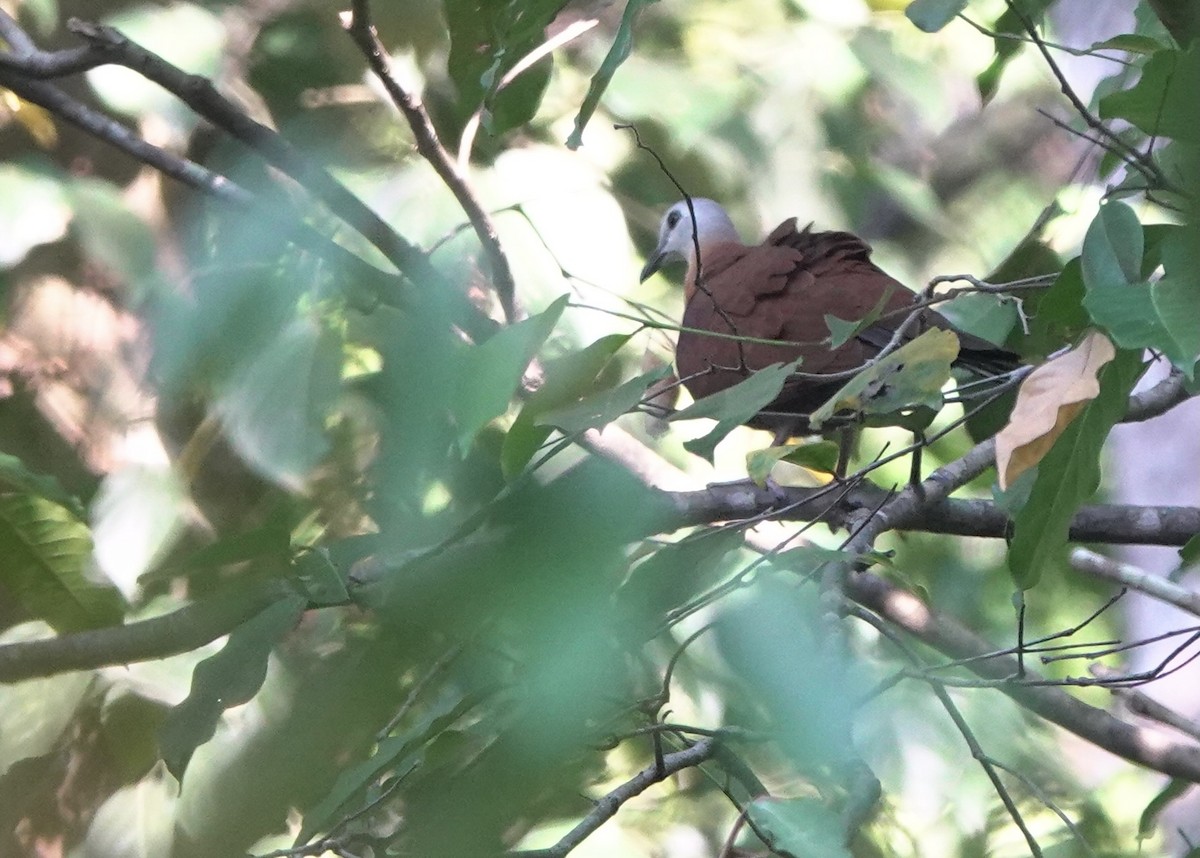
[1071, 548, 1200, 617]
[342, 0, 518, 322]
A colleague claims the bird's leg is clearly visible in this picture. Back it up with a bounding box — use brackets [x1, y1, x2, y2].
[908, 430, 927, 497]
[834, 426, 859, 481]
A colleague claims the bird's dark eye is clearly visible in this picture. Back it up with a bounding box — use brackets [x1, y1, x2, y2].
[666, 210, 682, 229]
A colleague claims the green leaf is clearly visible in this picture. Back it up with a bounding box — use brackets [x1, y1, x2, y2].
[1007, 349, 1144, 589]
[1152, 227, 1200, 378]
[216, 318, 343, 490]
[904, 0, 968, 33]
[1090, 34, 1166, 55]
[1082, 200, 1143, 289]
[1025, 259, 1088, 359]
[536, 366, 669, 434]
[0, 164, 69, 267]
[65, 177, 158, 295]
[809, 329, 959, 429]
[746, 441, 840, 485]
[296, 691, 482, 846]
[159, 595, 305, 780]
[824, 285, 897, 349]
[1139, 778, 1190, 840]
[444, 0, 567, 135]
[567, 0, 655, 149]
[499, 332, 630, 478]
[1181, 533, 1200, 566]
[748, 797, 852, 858]
[671, 359, 804, 463]
[1100, 46, 1200, 143]
[0, 452, 85, 519]
[617, 529, 744, 637]
[452, 295, 567, 452]
[292, 548, 348, 606]
[0, 493, 123, 632]
[76, 771, 177, 858]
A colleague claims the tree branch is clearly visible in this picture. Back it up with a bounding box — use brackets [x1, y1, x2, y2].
[0, 581, 288, 683]
[342, 0, 518, 322]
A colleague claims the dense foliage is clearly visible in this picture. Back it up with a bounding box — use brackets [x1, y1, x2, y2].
[0, 0, 1198, 856]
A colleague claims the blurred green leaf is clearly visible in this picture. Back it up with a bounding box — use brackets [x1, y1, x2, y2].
[904, 0, 968, 33]
[567, 0, 654, 149]
[617, 528, 743, 636]
[65, 177, 158, 294]
[0, 622, 93, 778]
[973, 0, 1053, 102]
[502, 333, 631, 476]
[0, 451, 84, 518]
[1100, 45, 1200, 143]
[0, 493, 123, 631]
[1152, 227, 1200, 378]
[297, 691, 481, 846]
[0, 163, 69, 267]
[810, 329, 959, 429]
[452, 295, 567, 452]
[215, 318, 343, 490]
[671, 358, 804, 462]
[1082, 200, 1143, 288]
[748, 797, 852, 858]
[1007, 349, 1144, 589]
[159, 595, 305, 780]
[292, 548, 349, 606]
[1138, 777, 1190, 840]
[1091, 34, 1166, 55]
[76, 767, 177, 858]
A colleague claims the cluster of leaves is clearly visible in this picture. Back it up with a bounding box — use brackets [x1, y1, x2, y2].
[0, 0, 1197, 856]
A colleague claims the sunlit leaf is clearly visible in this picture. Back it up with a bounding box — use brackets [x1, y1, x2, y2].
[159, 595, 305, 780]
[809, 329, 959, 429]
[0, 451, 84, 518]
[746, 441, 840, 485]
[1007, 348, 1144, 589]
[0, 493, 123, 632]
[76, 766, 177, 858]
[995, 331, 1116, 490]
[0, 164, 69, 267]
[535, 366, 669, 434]
[671, 358, 804, 462]
[215, 318, 343, 490]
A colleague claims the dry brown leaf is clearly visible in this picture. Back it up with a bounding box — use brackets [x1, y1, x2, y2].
[995, 331, 1116, 490]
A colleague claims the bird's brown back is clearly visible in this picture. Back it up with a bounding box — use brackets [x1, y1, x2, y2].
[676, 219, 922, 417]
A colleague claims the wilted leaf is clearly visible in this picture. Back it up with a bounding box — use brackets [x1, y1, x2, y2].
[671, 358, 805, 462]
[995, 331, 1116, 490]
[0, 493, 123, 632]
[809, 328, 959, 429]
[748, 797, 852, 858]
[567, 0, 654, 149]
[1006, 348, 1144, 589]
[159, 595, 305, 780]
[452, 295, 567, 452]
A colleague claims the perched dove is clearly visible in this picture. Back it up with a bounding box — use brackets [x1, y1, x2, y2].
[641, 198, 1018, 437]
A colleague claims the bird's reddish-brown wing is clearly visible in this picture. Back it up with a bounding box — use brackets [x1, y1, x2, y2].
[675, 219, 917, 411]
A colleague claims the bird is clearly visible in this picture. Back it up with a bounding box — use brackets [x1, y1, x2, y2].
[640, 198, 1019, 442]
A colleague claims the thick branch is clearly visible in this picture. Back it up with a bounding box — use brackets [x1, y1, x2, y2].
[0, 581, 287, 683]
[668, 482, 1200, 546]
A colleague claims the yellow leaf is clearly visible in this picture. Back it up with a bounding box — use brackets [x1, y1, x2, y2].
[995, 331, 1116, 489]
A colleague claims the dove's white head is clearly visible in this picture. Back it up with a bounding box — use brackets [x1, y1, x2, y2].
[640, 198, 740, 282]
